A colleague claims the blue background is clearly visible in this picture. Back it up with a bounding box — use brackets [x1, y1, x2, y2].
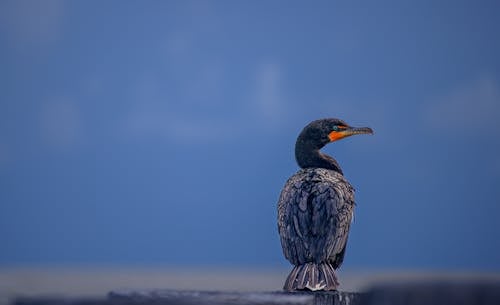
[1, 0, 499, 270]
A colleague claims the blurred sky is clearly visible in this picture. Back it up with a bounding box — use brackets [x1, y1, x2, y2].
[1, 0, 500, 270]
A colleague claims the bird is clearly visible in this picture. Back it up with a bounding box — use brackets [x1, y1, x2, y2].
[277, 118, 373, 291]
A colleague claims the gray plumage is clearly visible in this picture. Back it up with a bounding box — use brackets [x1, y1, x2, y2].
[277, 168, 355, 291]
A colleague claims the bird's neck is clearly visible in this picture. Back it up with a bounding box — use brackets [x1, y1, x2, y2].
[295, 142, 343, 175]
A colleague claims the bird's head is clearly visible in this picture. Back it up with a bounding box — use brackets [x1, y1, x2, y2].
[299, 118, 374, 149]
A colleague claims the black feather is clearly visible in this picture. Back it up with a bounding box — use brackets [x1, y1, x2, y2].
[277, 168, 355, 291]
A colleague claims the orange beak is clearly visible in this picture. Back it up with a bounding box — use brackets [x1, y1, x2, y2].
[328, 126, 373, 142]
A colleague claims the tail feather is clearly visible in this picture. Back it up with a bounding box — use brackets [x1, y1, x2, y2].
[284, 263, 339, 291]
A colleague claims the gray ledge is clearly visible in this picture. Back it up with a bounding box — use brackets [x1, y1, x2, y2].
[14, 290, 362, 305]
[13, 281, 500, 305]
[107, 289, 362, 305]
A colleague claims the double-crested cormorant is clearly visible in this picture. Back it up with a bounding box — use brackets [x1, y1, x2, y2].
[277, 118, 373, 291]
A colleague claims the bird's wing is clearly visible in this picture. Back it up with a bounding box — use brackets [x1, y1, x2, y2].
[326, 189, 354, 268]
[278, 169, 354, 266]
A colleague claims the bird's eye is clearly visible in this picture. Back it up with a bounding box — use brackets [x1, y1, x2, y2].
[333, 125, 346, 131]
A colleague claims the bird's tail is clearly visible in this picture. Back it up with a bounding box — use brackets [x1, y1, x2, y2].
[283, 262, 339, 291]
